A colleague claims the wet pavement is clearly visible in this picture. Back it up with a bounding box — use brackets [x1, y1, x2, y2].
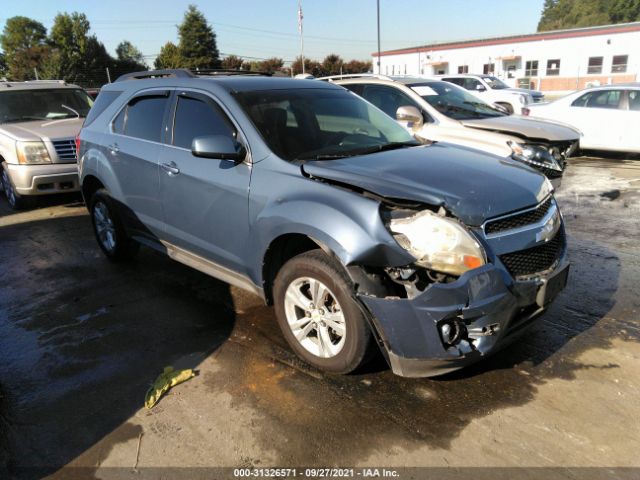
[0, 156, 639, 478]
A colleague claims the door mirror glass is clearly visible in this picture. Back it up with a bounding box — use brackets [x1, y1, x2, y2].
[396, 105, 424, 131]
[191, 135, 246, 161]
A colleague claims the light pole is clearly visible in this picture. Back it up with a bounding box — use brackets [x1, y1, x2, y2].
[377, 0, 381, 74]
[298, 0, 305, 74]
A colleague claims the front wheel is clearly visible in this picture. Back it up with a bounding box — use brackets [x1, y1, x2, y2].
[1, 165, 35, 210]
[273, 250, 375, 374]
[89, 189, 139, 262]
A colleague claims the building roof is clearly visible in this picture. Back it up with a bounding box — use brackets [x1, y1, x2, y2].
[373, 22, 640, 57]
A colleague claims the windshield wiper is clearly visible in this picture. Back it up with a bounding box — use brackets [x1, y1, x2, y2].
[298, 141, 419, 161]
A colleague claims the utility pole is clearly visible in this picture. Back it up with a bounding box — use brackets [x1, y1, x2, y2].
[377, 0, 381, 74]
[298, 0, 305, 74]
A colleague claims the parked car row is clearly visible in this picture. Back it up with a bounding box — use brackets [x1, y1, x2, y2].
[0, 68, 632, 378]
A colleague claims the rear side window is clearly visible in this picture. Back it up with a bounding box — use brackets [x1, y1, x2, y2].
[84, 90, 122, 127]
[172, 95, 235, 149]
[123, 95, 168, 142]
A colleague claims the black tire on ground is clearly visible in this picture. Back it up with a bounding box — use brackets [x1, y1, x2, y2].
[273, 249, 376, 374]
[496, 102, 514, 114]
[89, 189, 139, 262]
[1, 164, 36, 210]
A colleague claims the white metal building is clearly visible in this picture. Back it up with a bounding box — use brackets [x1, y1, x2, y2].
[373, 22, 640, 93]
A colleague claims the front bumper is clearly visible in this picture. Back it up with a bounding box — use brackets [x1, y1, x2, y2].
[6, 163, 79, 196]
[359, 260, 569, 377]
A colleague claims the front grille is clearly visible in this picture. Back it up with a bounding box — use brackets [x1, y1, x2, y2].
[485, 197, 553, 235]
[52, 139, 77, 162]
[500, 229, 565, 278]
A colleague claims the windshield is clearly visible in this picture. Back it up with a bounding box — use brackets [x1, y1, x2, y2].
[410, 81, 506, 120]
[0, 88, 93, 124]
[483, 76, 509, 89]
[234, 88, 419, 161]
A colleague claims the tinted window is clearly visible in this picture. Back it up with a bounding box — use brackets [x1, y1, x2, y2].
[572, 90, 622, 109]
[172, 96, 235, 149]
[123, 95, 168, 142]
[235, 88, 416, 161]
[361, 85, 418, 118]
[84, 90, 121, 127]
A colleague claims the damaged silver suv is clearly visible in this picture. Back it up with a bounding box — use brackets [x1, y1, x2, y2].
[78, 69, 569, 377]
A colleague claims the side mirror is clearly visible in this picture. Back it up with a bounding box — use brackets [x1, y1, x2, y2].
[475, 84, 487, 92]
[191, 135, 246, 162]
[396, 105, 424, 131]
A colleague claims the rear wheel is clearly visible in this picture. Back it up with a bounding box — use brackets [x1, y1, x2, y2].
[1, 164, 35, 210]
[273, 250, 375, 374]
[89, 189, 139, 262]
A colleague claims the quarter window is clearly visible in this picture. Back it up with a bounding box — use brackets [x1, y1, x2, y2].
[612, 55, 628, 73]
[587, 56, 603, 74]
[546, 59, 560, 76]
[172, 95, 236, 150]
[525, 60, 538, 77]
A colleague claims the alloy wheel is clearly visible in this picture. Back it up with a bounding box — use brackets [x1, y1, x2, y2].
[1, 170, 16, 208]
[93, 201, 117, 253]
[283, 277, 346, 358]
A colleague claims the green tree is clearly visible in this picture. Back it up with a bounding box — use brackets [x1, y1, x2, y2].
[116, 40, 145, 65]
[291, 56, 322, 76]
[321, 54, 344, 75]
[221, 54, 245, 70]
[256, 57, 284, 74]
[343, 59, 372, 74]
[0, 16, 48, 80]
[537, 0, 640, 31]
[154, 41, 182, 69]
[0, 52, 6, 78]
[178, 5, 220, 69]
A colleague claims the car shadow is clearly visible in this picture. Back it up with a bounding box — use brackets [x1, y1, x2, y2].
[0, 211, 237, 479]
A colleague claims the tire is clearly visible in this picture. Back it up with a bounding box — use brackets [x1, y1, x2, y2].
[1, 164, 35, 210]
[496, 102, 514, 114]
[273, 250, 375, 374]
[89, 189, 139, 262]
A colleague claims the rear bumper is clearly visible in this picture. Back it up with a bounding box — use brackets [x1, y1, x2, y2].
[359, 259, 569, 378]
[6, 163, 79, 196]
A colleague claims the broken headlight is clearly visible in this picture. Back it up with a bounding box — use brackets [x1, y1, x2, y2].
[508, 141, 563, 172]
[386, 209, 486, 276]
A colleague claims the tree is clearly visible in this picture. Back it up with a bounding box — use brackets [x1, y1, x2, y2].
[116, 40, 145, 65]
[343, 59, 372, 74]
[154, 41, 182, 69]
[0, 53, 6, 78]
[0, 16, 48, 80]
[291, 56, 322, 76]
[256, 57, 284, 74]
[178, 5, 220, 70]
[321, 54, 344, 76]
[537, 0, 640, 31]
[221, 55, 245, 70]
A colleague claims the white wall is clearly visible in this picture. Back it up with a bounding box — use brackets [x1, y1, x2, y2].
[375, 29, 640, 91]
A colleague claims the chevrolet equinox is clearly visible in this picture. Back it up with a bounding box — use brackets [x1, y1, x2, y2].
[77, 69, 569, 377]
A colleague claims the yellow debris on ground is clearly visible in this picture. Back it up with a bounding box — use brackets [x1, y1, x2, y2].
[145, 366, 195, 409]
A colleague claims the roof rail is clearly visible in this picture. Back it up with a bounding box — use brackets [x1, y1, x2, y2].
[193, 68, 273, 77]
[23, 79, 68, 84]
[114, 69, 196, 82]
[317, 73, 393, 82]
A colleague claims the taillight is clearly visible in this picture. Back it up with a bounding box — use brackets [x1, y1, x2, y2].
[75, 133, 81, 160]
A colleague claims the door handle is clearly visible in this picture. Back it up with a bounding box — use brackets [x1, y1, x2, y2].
[161, 162, 180, 175]
[108, 143, 119, 155]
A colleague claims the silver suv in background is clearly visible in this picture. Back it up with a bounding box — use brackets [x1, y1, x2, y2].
[325, 75, 579, 178]
[436, 74, 545, 114]
[0, 80, 92, 209]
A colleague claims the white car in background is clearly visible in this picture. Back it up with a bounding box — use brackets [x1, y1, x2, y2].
[436, 74, 544, 115]
[528, 84, 640, 154]
[322, 74, 579, 179]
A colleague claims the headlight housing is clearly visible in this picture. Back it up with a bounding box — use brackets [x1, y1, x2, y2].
[387, 209, 486, 276]
[16, 141, 52, 164]
[508, 141, 563, 172]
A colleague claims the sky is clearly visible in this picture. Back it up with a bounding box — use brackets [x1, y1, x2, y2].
[1, 0, 546, 64]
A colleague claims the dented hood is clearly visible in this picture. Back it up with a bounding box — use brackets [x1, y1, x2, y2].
[460, 115, 579, 142]
[302, 143, 550, 226]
